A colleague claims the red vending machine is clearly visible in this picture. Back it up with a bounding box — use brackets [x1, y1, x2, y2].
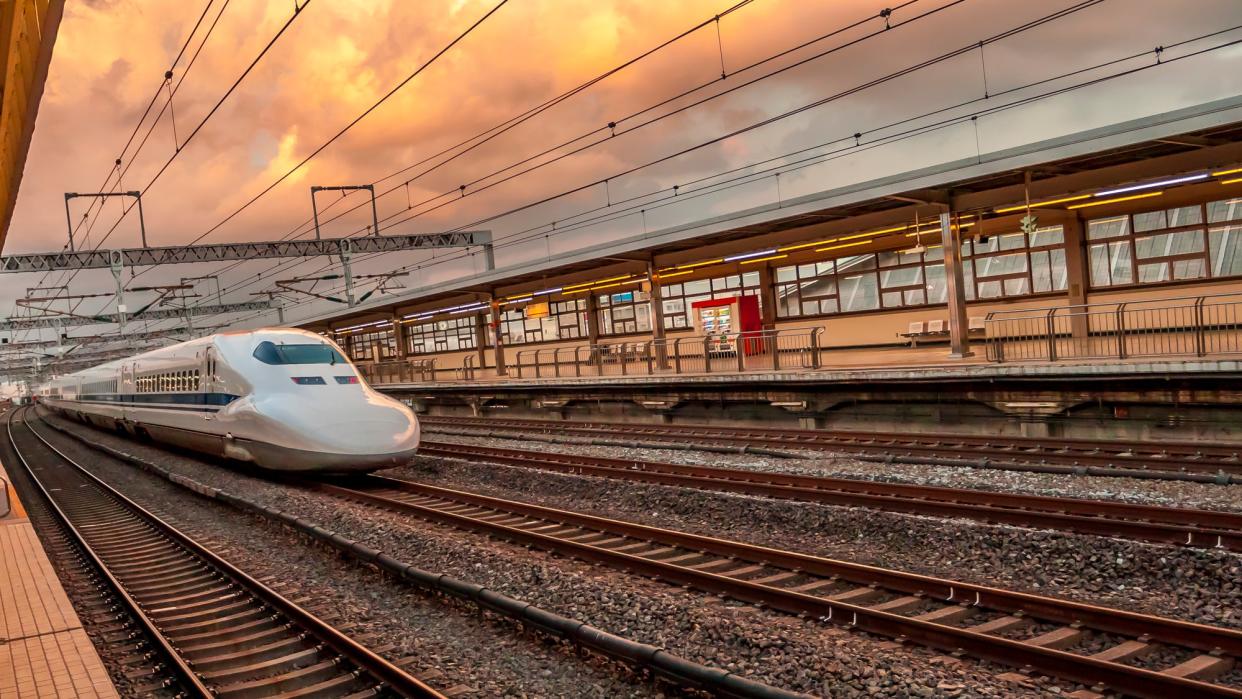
[690, 295, 762, 354]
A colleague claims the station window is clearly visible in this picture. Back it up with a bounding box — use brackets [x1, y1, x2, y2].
[659, 272, 760, 329]
[1088, 198, 1242, 288]
[342, 328, 397, 362]
[407, 316, 478, 354]
[498, 298, 587, 346]
[597, 290, 651, 335]
[775, 225, 1066, 319]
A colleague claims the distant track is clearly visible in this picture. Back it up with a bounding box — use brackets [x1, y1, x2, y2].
[418, 440, 1242, 551]
[7, 408, 443, 699]
[311, 473, 1242, 699]
[421, 416, 1242, 481]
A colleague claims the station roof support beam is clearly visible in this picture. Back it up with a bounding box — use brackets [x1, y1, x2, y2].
[0, 231, 494, 273]
[0, 301, 272, 331]
[0, 326, 218, 352]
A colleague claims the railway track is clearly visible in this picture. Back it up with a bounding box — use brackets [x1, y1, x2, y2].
[309, 473, 1242, 699]
[418, 440, 1242, 551]
[5, 408, 444, 699]
[421, 416, 1242, 478]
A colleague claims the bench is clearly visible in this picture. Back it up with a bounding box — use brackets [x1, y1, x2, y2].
[899, 318, 986, 346]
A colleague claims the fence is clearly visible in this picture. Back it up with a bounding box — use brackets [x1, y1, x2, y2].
[984, 291, 1242, 362]
[512, 328, 823, 379]
[357, 358, 438, 384]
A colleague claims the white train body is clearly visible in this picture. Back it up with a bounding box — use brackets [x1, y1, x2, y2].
[35, 328, 420, 473]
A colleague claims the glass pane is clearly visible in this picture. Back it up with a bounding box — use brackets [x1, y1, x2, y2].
[1173, 258, 1206, 280]
[742, 271, 760, 287]
[1207, 198, 1242, 224]
[1134, 229, 1204, 259]
[775, 265, 796, 282]
[1110, 241, 1134, 285]
[836, 254, 876, 272]
[925, 264, 947, 304]
[903, 289, 926, 305]
[1050, 249, 1068, 291]
[779, 290, 801, 317]
[684, 279, 711, 295]
[820, 298, 839, 314]
[998, 233, 1027, 251]
[974, 252, 1028, 278]
[814, 260, 835, 276]
[1089, 244, 1112, 286]
[877, 251, 900, 268]
[974, 236, 999, 254]
[1167, 205, 1203, 228]
[923, 245, 944, 262]
[882, 291, 903, 307]
[1031, 250, 1052, 293]
[880, 266, 922, 289]
[1209, 226, 1242, 277]
[1138, 262, 1169, 283]
[1132, 210, 1167, 233]
[963, 262, 976, 301]
[1087, 216, 1129, 240]
[801, 301, 820, 315]
[1028, 226, 1064, 247]
[977, 280, 1002, 298]
[838, 273, 879, 312]
[1003, 277, 1031, 296]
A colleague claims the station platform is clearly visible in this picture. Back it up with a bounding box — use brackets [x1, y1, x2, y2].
[374, 353, 1242, 391]
[1, 449, 118, 698]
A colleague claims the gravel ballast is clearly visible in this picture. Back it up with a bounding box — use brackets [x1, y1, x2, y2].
[36, 412, 1068, 697]
[412, 430, 1242, 630]
[423, 427, 1242, 512]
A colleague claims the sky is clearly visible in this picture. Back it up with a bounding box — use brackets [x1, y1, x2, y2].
[1, 0, 1240, 361]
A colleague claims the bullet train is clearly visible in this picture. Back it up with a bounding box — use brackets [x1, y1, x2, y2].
[34, 328, 420, 473]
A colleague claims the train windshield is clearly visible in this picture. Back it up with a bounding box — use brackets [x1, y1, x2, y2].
[252, 341, 346, 366]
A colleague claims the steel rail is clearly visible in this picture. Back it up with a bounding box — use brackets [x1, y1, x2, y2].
[418, 440, 1242, 551]
[421, 416, 1242, 476]
[311, 474, 1242, 699]
[11, 408, 444, 698]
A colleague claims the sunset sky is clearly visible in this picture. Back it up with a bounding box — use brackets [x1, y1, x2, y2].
[2, 0, 1240, 334]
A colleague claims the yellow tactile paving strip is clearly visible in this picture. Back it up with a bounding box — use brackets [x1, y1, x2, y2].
[1, 452, 119, 698]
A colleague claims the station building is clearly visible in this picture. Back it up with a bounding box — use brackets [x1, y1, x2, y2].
[296, 103, 1242, 436]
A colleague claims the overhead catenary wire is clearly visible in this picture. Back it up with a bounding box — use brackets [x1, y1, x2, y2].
[179, 7, 1240, 334]
[155, 0, 1114, 326]
[154, 0, 942, 312]
[17, 0, 222, 344]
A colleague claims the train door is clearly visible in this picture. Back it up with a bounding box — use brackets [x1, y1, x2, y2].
[203, 347, 215, 393]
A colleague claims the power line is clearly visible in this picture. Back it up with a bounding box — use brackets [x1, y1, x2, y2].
[162, 0, 932, 312]
[229, 20, 1242, 329]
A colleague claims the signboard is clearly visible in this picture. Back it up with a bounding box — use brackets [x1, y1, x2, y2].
[524, 302, 550, 319]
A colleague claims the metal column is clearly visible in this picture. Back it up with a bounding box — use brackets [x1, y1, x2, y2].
[939, 211, 973, 358]
[339, 239, 356, 307]
[490, 298, 507, 376]
[109, 251, 127, 335]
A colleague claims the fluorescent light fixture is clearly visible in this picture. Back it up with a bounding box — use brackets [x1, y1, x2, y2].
[1067, 191, 1164, 209]
[501, 296, 533, 305]
[1222, 177, 1242, 185]
[562, 274, 635, 291]
[993, 195, 1091, 213]
[534, 287, 563, 296]
[814, 239, 873, 253]
[675, 258, 724, 270]
[1095, 174, 1207, 197]
[1212, 167, 1242, 177]
[724, 249, 777, 262]
[656, 270, 693, 279]
[739, 254, 787, 265]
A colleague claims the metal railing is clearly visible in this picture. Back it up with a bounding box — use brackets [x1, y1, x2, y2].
[358, 357, 438, 384]
[512, 328, 823, 379]
[457, 354, 478, 381]
[984, 291, 1242, 362]
[1, 476, 10, 518]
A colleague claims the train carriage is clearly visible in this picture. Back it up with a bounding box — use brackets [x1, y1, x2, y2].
[35, 328, 420, 473]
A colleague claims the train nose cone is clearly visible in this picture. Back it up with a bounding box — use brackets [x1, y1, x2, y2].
[257, 392, 420, 457]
